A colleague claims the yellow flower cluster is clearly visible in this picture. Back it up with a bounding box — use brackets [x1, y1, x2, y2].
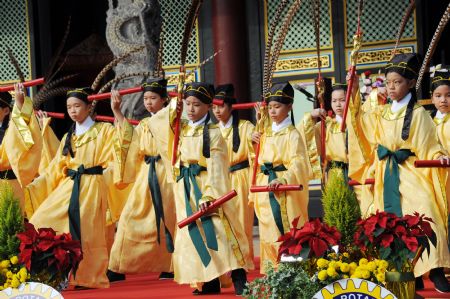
[316, 256, 388, 284]
[0, 256, 29, 290]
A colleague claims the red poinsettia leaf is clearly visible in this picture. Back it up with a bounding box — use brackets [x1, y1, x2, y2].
[379, 233, 394, 248]
[402, 235, 418, 252]
[310, 238, 328, 258]
[18, 248, 33, 270]
[36, 239, 55, 252]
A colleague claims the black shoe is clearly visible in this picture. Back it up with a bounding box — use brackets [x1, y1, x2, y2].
[192, 278, 221, 295]
[107, 270, 126, 283]
[415, 276, 424, 290]
[231, 268, 248, 296]
[429, 268, 450, 293]
[159, 272, 174, 280]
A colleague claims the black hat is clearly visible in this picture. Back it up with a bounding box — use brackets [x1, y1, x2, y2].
[0, 92, 12, 108]
[214, 84, 236, 105]
[66, 87, 94, 103]
[385, 53, 421, 80]
[265, 82, 294, 104]
[142, 78, 168, 98]
[331, 83, 348, 92]
[184, 82, 215, 104]
[431, 67, 450, 93]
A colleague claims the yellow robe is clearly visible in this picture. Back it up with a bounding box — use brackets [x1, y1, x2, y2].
[434, 114, 450, 212]
[147, 101, 253, 285]
[0, 97, 42, 209]
[348, 91, 450, 277]
[24, 121, 128, 288]
[108, 116, 175, 274]
[39, 117, 60, 174]
[250, 123, 312, 273]
[219, 119, 255, 266]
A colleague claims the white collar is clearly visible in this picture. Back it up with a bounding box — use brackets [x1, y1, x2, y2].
[188, 113, 209, 127]
[75, 116, 95, 136]
[219, 115, 233, 129]
[435, 110, 447, 120]
[335, 115, 343, 124]
[391, 93, 412, 113]
[272, 115, 292, 132]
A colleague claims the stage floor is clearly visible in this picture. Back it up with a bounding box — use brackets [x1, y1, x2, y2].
[62, 259, 448, 299]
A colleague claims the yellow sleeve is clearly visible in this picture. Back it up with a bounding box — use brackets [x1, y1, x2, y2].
[24, 139, 66, 218]
[5, 96, 43, 187]
[279, 128, 312, 185]
[39, 117, 60, 174]
[112, 120, 135, 186]
[201, 127, 231, 204]
[243, 121, 255, 167]
[296, 113, 322, 180]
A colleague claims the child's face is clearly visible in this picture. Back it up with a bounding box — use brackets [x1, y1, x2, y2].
[268, 101, 291, 124]
[212, 103, 232, 124]
[66, 97, 91, 123]
[143, 91, 166, 114]
[432, 84, 450, 114]
[386, 72, 416, 101]
[185, 96, 211, 122]
[331, 90, 346, 116]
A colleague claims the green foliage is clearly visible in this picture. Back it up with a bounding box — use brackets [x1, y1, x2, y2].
[322, 168, 361, 246]
[243, 261, 321, 299]
[0, 181, 24, 259]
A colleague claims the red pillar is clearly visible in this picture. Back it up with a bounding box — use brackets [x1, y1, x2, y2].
[212, 0, 249, 104]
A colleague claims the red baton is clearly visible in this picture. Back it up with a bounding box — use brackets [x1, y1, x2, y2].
[414, 160, 450, 168]
[94, 115, 139, 125]
[178, 190, 237, 229]
[250, 185, 303, 193]
[87, 86, 143, 101]
[0, 78, 45, 92]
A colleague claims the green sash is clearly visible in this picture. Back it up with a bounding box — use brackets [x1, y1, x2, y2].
[261, 162, 287, 234]
[176, 164, 218, 267]
[145, 155, 174, 253]
[377, 144, 415, 216]
[67, 165, 104, 242]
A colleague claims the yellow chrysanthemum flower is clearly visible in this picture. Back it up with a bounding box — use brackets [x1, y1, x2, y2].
[340, 262, 350, 273]
[359, 258, 368, 266]
[318, 270, 328, 281]
[379, 260, 389, 269]
[361, 270, 371, 279]
[376, 272, 385, 282]
[9, 256, 18, 265]
[0, 260, 10, 269]
[367, 261, 377, 272]
[317, 258, 329, 269]
[11, 276, 20, 288]
[6, 271, 13, 279]
[343, 252, 350, 258]
[327, 267, 337, 277]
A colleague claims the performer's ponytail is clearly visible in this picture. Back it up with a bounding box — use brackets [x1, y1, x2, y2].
[202, 112, 211, 158]
[62, 123, 75, 157]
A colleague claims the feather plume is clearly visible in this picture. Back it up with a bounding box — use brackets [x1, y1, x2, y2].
[391, 0, 415, 58]
[6, 47, 25, 82]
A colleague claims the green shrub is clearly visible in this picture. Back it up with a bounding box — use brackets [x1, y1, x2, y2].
[243, 261, 321, 299]
[0, 181, 24, 259]
[322, 168, 361, 247]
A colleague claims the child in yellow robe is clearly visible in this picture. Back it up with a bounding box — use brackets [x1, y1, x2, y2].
[145, 82, 251, 295]
[347, 53, 450, 292]
[0, 86, 42, 209]
[107, 79, 176, 281]
[430, 67, 450, 253]
[212, 84, 255, 264]
[251, 82, 312, 273]
[24, 87, 129, 289]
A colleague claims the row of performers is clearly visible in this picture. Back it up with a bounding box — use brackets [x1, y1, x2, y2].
[0, 52, 449, 295]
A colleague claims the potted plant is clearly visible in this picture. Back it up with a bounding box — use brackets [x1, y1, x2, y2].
[16, 222, 83, 290]
[354, 211, 436, 298]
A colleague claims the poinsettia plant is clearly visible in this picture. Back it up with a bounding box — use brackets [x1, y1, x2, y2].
[354, 211, 436, 272]
[16, 222, 83, 282]
[277, 218, 341, 261]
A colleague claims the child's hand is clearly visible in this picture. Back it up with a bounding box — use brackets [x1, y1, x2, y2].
[311, 108, 326, 120]
[199, 201, 212, 212]
[252, 132, 261, 144]
[268, 179, 283, 190]
[110, 90, 122, 112]
[438, 155, 450, 166]
[254, 102, 262, 121]
[14, 83, 25, 110]
[35, 110, 48, 127]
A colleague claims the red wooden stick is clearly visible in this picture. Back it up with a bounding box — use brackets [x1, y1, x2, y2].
[348, 178, 375, 186]
[414, 160, 450, 168]
[41, 112, 65, 119]
[177, 190, 237, 228]
[0, 78, 45, 92]
[87, 86, 143, 101]
[232, 102, 258, 110]
[340, 65, 356, 132]
[250, 185, 303, 193]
